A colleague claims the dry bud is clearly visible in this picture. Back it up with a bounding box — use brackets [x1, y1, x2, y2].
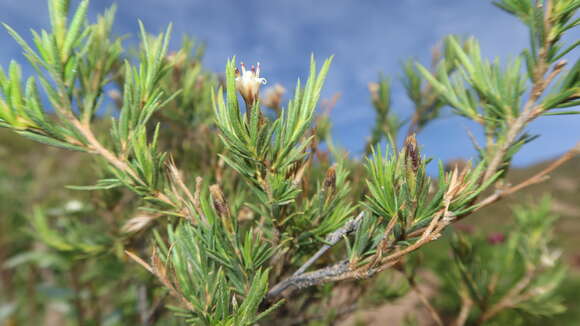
[209, 184, 230, 218]
[323, 165, 337, 194]
[404, 134, 420, 173]
[237, 206, 254, 222]
[262, 84, 286, 110]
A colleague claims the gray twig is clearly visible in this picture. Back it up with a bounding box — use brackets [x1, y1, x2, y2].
[293, 211, 365, 277]
[267, 212, 365, 299]
[268, 260, 350, 299]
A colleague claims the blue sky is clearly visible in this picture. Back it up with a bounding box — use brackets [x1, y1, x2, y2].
[1, 0, 578, 167]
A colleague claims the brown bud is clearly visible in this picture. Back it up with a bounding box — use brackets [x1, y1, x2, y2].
[323, 165, 337, 194]
[404, 134, 419, 172]
[236, 206, 254, 222]
[209, 184, 230, 218]
[262, 84, 286, 111]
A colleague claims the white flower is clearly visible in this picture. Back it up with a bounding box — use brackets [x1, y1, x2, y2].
[235, 62, 267, 106]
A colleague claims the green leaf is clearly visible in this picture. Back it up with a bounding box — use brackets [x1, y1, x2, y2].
[62, 0, 89, 60]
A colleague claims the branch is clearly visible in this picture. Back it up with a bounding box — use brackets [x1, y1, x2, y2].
[454, 291, 473, 326]
[292, 212, 364, 276]
[265, 8, 574, 307]
[267, 260, 350, 300]
[406, 79, 438, 138]
[404, 272, 444, 326]
[68, 118, 181, 211]
[481, 60, 567, 183]
[70, 118, 140, 182]
[267, 209, 451, 300]
[267, 212, 364, 299]
[477, 267, 537, 323]
[475, 141, 580, 212]
[272, 135, 576, 300]
[406, 40, 447, 138]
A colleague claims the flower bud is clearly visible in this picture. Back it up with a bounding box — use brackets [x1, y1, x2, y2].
[209, 184, 230, 218]
[401, 134, 420, 195]
[404, 134, 419, 173]
[210, 184, 233, 233]
[323, 165, 337, 194]
[262, 84, 285, 111]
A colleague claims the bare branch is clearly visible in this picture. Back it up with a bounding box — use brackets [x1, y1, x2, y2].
[293, 212, 364, 276]
[267, 260, 350, 300]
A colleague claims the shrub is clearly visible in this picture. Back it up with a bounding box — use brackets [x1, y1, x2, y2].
[0, 0, 578, 325]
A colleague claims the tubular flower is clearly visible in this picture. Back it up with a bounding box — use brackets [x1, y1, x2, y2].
[235, 62, 267, 106]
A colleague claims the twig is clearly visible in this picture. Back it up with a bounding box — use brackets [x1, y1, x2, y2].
[475, 141, 580, 212]
[266, 8, 573, 305]
[268, 210, 449, 299]
[267, 260, 351, 299]
[481, 26, 566, 183]
[268, 134, 575, 300]
[268, 186, 457, 300]
[407, 140, 578, 240]
[293, 212, 365, 276]
[144, 293, 169, 326]
[405, 273, 444, 326]
[69, 118, 175, 207]
[454, 292, 473, 326]
[406, 41, 446, 138]
[267, 212, 365, 299]
[406, 84, 438, 138]
[477, 268, 536, 324]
